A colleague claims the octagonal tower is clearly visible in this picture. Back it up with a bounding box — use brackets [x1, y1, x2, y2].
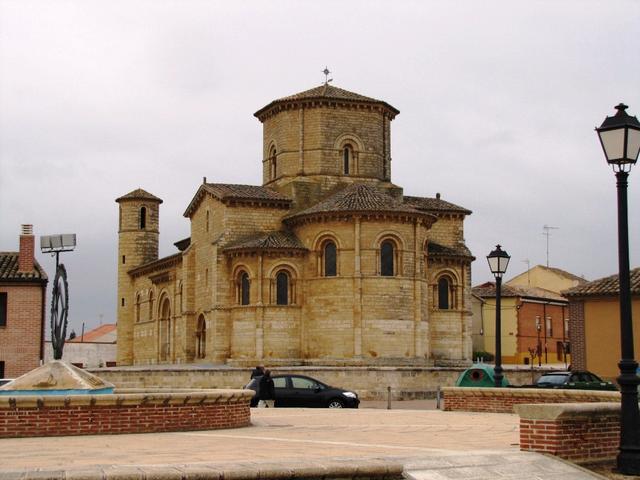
[254, 84, 401, 209]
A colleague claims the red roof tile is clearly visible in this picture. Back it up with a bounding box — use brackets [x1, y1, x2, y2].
[69, 323, 116, 343]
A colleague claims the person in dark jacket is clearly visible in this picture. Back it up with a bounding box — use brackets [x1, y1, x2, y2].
[250, 365, 265, 379]
[257, 369, 276, 408]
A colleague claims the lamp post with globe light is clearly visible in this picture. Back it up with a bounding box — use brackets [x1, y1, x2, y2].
[487, 245, 510, 388]
[596, 103, 640, 475]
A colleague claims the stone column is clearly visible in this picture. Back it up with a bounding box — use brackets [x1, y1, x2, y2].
[353, 217, 363, 357]
[256, 253, 264, 359]
[413, 220, 423, 357]
[298, 107, 305, 174]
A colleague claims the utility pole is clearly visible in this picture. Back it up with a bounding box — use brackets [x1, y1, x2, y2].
[542, 225, 559, 267]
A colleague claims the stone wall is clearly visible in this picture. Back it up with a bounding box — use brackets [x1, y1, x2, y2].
[44, 341, 117, 369]
[442, 386, 619, 413]
[93, 366, 549, 400]
[516, 403, 620, 462]
[0, 389, 251, 438]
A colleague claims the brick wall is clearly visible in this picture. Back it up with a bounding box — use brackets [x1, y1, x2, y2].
[0, 283, 44, 377]
[0, 389, 252, 438]
[568, 300, 586, 371]
[442, 386, 619, 413]
[516, 403, 620, 462]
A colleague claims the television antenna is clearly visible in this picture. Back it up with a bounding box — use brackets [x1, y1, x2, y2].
[542, 225, 559, 267]
[522, 259, 531, 286]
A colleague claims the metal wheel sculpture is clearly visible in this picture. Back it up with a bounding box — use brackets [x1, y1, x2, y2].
[51, 264, 69, 360]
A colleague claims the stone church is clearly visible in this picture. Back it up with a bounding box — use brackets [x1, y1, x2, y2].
[116, 83, 474, 367]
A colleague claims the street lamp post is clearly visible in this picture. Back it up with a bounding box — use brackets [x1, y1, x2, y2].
[596, 103, 640, 475]
[487, 245, 510, 388]
[535, 316, 542, 367]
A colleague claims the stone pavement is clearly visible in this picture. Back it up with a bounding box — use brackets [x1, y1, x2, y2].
[0, 408, 604, 479]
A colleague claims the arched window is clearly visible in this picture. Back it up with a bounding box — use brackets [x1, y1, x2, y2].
[323, 241, 337, 277]
[139, 207, 147, 229]
[148, 290, 155, 321]
[269, 147, 277, 180]
[196, 315, 206, 359]
[240, 272, 250, 305]
[276, 271, 289, 305]
[438, 277, 450, 309]
[135, 294, 141, 322]
[380, 240, 395, 276]
[343, 144, 353, 175]
[206, 209, 210, 232]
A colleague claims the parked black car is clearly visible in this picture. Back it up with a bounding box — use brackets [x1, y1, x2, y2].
[534, 371, 617, 391]
[246, 374, 359, 408]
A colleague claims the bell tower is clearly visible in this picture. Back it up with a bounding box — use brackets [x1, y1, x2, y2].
[115, 188, 162, 365]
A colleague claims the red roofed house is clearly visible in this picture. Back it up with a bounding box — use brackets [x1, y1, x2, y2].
[44, 323, 117, 368]
[0, 225, 48, 378]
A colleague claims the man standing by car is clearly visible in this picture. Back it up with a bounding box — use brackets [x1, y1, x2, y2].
[258, 369, 276, 408]
[250, 365, 264, 379]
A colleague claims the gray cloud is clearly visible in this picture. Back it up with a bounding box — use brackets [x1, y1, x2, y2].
[1, 0, 639, 334]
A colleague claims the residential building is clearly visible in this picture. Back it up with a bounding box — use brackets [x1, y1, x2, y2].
[564, 267, 640, 379]
[44, 323, 117, 368]
[472, 283, 570, 365]
[0, 225, 48, 377]
[506, 264, 586, 294]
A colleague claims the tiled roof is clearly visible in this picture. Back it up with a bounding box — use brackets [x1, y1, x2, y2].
[563, 267, 640, 298]
[0, 252, 47, 283]
[539, 265, 587, 284]
[278, 84, 382, 103]
[224, 231, 307, 253]
[128, 252, 183, 277]
[173, 237, 191, 252]
[254, 84, 399, 121]
[427, 242, 474, 260]
[68, 324, 117, 343]
[285, 183, 435, 223]
[115, 188, 163, 203]
[403, 195, 471, 215]
[184, 183, 291, 218]
[472, 282, 567, 302]
[205, 183, 290, 202]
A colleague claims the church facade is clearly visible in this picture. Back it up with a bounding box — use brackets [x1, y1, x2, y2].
[116, 84, 474, 367]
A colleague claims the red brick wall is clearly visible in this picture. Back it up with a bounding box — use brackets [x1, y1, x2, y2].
[0, 401, 250, 438]
[442, 387, 619, 413]
[0, 283, 44, 377]
[517, 301, 568, 363]
[18, 235, 35, 273]
[568, 300, 586, 371]
[520, 413, 619, 462]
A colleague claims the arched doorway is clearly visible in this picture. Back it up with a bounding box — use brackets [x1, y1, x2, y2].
[159, 297, 171, 362]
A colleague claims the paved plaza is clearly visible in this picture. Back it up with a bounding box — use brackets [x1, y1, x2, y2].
[0, 408, 603, 479]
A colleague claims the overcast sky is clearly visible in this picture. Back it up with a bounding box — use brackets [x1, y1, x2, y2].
[1, 1, 639, 335]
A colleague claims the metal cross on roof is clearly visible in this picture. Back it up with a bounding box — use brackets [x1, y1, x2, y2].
[322, 66, 333, 85]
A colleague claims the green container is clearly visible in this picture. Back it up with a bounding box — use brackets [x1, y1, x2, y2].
[455, 364, 509, 387]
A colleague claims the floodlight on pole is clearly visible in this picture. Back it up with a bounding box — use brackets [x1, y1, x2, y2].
[40, 233, 77, 361]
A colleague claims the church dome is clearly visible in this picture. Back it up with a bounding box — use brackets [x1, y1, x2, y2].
[254, 84, 399, 122]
